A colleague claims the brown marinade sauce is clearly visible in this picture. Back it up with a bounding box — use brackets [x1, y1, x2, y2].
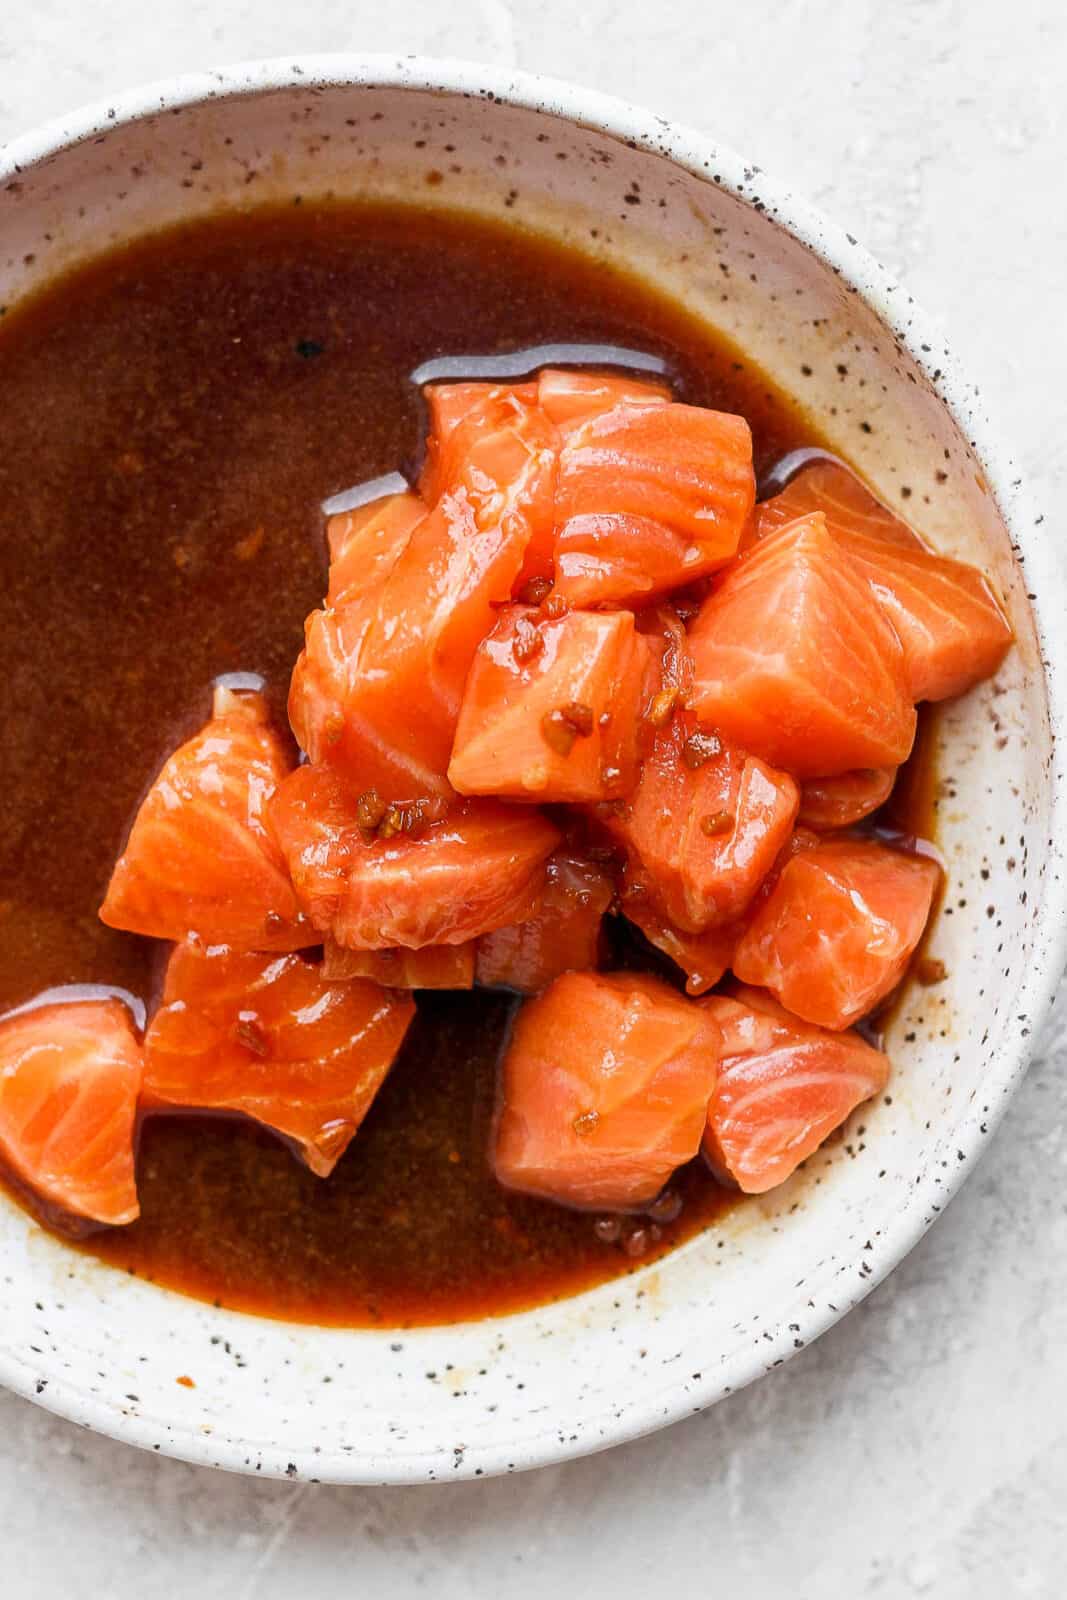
[0, 201, 935, 1326]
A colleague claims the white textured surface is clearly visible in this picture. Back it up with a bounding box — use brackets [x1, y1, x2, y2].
[1, 2, 1065, 1594]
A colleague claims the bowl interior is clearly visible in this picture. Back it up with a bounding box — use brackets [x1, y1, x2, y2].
[0, 67, 1056, 1482]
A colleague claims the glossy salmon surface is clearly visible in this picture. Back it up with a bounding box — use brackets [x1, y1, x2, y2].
[325, 490, 427, 609]
[321, 939, 476, 990]
[597, 712, 799, 933]
[420, 383, 559, 583]
[475, 851, 613, 993]
[494, 971, 721, 1209]
[754, 460, 1012, 701]
[418, 380, 540, 504]
[100, 686, 310, 951]
[797, 767, 897, 830]
[557, 400, 754, 553]
[702, 984, 890, 1193]
[733, 837, 941, 1028]
[0, 998, 142, 1227]
[688, 513, 917, 777]
[291, 490, 530, 801]
[551, 512, 718, 609]
[144, 942, 414, 1175]
[536, 368, 670, 434]
[621, 895, 737, 996]
[449, 605, 654, 802]
[269, 764, 560, 950]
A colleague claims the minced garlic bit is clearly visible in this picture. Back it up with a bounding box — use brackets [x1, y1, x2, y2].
[541, 701, 595, 755]
[356, 790, 439, 840]
[561, 701, 594, 736]
[234, 1012, 270, 1056]
[512, 614, 544, 664]
[647, 686, 679, 727]
[681, 729, 722, 769]
[517, 576, 552, 606]
[700, 810, 733, 837]
[541, 710, 577, 755]
[356, 788, 388, 831]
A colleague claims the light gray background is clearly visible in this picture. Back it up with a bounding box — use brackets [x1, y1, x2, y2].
[1, 3, 1065, 1595]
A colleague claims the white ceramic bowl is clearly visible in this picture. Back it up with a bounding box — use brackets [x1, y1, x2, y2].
[1, 56, 1065, 1485]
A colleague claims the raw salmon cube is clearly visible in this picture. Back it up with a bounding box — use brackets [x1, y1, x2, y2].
[702, 984, 890, 1193]
[554, 401, 755, 587]
[596, 712, 799, 932]
[755, 460, 1012, 701]
[101, 686, 310, 951]
[553, 512, 728, 609]
[268, 764, 560, 950]
[449, 606, 655, 802]
[290, 488, 529, 802]
[288, 590, 378, 780]
[321, 939, 476, 990]
[143, 942, 414, 1176]
[0, 998, 142, 1228]
[326, 490, 427, 608]
[476, 851, 613, 993]
[420, 382, 558, 582]
[620, 892, 737, 996]
[421, 381, 499, 464]
[687, 512, 917, 777]
[755, 456, 924, 550]
[732, 837, 941, 1029]
[536, 367, 670, 435]
[797, 768, 896, 830]
[419, 380, 539, 503]
[494, 971, 721, 1209]
[843, 536, 1012, 702]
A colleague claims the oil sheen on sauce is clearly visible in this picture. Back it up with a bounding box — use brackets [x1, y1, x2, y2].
[0, 201, 935, 1327]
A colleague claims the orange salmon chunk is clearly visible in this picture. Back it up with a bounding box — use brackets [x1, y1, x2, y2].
[756, 456, 925, 551]
[421, 381, 504, 470]
[144, 942, 414, 1177]
[419, 380, 540, 503]
[326, 490, 427, 609]
[754, 460, 1012, 701]
[419, 382, 558, 583]
[620, 893, 737, 996]
[596, 712, 799, 932]
[269, 764, 560, 950]
[797, 767, 896, 830]
[475, 851, 613, 993]
[702, 984, 890, 1192]
[732, 837, 941, 1029]
[552, 512, 727, 610]
[449, 606, 654, 802]
[321, 939, 476, 990]
[0, 998, 143, 1228]
[100, 685, 311, 951]
[551, 400, 755, 606]
[289, 590, 379, 780]
[536, 367, 670, 435]
[494, 971, 721, 1210]
[290, 488, 530, 802]
[687, 512, 917, 778]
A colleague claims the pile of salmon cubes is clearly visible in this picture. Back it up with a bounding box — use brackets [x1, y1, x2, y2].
[0, 370, 1012, 1230]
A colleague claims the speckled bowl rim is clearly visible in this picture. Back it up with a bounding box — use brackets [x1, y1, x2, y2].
[2, 54, 1065, 1484]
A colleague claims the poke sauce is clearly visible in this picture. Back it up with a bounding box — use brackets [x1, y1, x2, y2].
[0, 203, 1012, 1326]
